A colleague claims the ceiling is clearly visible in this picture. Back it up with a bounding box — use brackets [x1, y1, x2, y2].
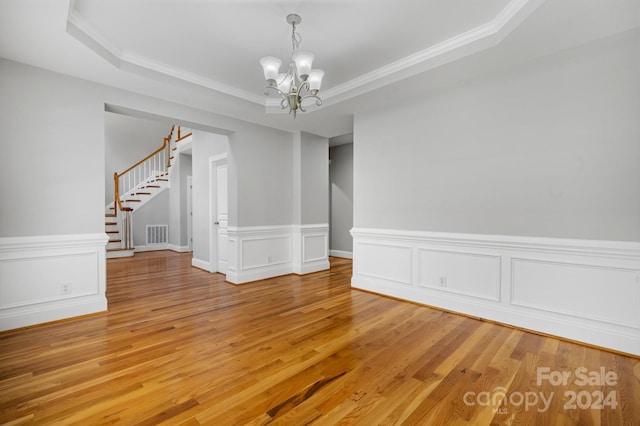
[1, 0, 639, 138]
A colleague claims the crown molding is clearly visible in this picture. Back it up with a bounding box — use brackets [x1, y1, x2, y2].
[66, 8, 265, 106]
[66, 0, 544, 112]
[320, 0, 545, 105]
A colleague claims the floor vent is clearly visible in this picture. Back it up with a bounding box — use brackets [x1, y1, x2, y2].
[146, 225, 168, 245]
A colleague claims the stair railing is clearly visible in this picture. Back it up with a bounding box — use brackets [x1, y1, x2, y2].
[110, 125, 176, 249]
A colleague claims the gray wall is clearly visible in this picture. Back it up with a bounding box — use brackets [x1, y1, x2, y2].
[329, 143, 353, 252]
[192, 131, 228, 265]
[168, 151, 192, 249]
[230, 127, 294, 227]
[354, 29, 640, 242]
[0, 58, 104, 237]
[132, 190, 170, 247]
[295, 131, 329, 225]
[0, 57, 300, 243]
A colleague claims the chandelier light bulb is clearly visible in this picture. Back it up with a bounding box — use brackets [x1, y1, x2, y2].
[259, 56, 282, 85]
[308, 69, 324, 94]
[292, 51, 314, 80]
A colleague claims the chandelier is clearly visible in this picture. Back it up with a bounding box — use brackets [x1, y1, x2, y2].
[259, 14, 324, 118]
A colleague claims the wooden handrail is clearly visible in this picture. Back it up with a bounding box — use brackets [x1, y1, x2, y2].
[112, 125, 175, 217]
[117, 125, 174, 176]
[176, 132, 193, 143]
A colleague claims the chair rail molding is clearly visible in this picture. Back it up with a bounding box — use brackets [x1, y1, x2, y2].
[350, 227, 640, 356]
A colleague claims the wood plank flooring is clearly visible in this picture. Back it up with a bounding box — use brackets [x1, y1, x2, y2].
[1, 251, 638, 425]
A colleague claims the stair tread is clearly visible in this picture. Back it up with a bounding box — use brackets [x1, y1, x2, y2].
[106, 230, 119, 234]
[109, 239, 122, 243]
[145, 185, 161, 188]
[106, 247, 135, 252]
[105, 221, 117, 225]
[124, 199, 141, 202]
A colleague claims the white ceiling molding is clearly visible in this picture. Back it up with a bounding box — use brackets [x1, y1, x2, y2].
[319, 0, 546, 107]
[67, 0, 543, 113]
[66, 8, 265, 106]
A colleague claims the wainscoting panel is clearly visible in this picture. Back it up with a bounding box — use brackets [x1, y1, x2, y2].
[353, 242, 412, 286]
[227, 225, 329, 284]
[0, 233, 108, 331]
[303, 234, 327, 263]
[242, 236, 291, 270]
[293, 224, 330, 275]
[351, 228, 640, 356]
[511, 258, 640, 328]
[417, 249, 501, 301]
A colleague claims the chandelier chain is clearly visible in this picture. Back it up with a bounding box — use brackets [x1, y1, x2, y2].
[291, 23, 301, 52]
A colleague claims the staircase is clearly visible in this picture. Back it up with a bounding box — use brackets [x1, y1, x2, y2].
[106, 125, 192, 258]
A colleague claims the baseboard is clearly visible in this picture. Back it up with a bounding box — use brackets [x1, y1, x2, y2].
[351, 227, 640, 356]
[191, 257, 210, 271]
[168, 244, 192, 253]
[0, 233, 108, 331]
[329, 250, 353, 259]
[134, 244, 169, 252]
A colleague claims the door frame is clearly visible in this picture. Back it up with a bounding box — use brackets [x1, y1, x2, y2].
[208, 154, 228, 273]
[186, 175, 193, 252]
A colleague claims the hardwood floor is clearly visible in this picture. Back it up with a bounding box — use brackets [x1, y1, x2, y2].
[1, 251, 638, 425]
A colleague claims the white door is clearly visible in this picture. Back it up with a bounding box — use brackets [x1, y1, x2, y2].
[215, 163, 228, 273]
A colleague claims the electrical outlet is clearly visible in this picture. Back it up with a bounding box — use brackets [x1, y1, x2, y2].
[60, 282, 72, 295]
[439, 276, 447, 287]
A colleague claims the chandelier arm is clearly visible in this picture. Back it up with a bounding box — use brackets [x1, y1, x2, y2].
[264, 85, 286, 97]
[298, 80, 310, 92]
[299, 94, 323, 107]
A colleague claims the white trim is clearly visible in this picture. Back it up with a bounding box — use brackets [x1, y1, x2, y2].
[351, 228, 640, 356]
[329, 250, 353, 259]
[168, 244, 192, 253]
[66, 0, 543, 111]
[0, 233, 108, 331]
[67, 9, 265, 106]
[226, 224, 330, 284]
[0, 233, 109, 252]
[134, 244, 169, 252]
[191, 258, 211, 271]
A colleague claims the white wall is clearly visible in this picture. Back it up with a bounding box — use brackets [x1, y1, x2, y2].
[351, 29, 640, 355]
[329, 143, 353, 256]
[354, 29, 640, 242]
